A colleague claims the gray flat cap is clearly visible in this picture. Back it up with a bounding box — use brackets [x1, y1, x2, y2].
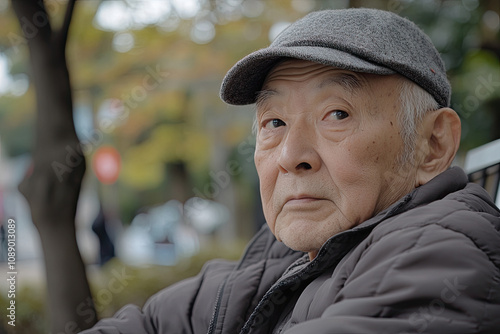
[220, 8, 450, 107]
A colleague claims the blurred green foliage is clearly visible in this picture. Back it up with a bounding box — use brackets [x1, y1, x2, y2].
[0, 285, 46, 334]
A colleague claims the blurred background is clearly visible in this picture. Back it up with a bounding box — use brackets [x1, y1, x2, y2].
[0, 0, 499, 332]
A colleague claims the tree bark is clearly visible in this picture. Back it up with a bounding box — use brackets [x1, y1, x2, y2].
[11, 0, 97, 332]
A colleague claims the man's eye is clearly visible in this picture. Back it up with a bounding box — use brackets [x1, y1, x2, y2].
[326, 110, 349, 120]
[264, 119, 286, 129]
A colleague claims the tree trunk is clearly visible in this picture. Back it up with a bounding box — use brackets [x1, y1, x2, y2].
[11, 0, 97, 332]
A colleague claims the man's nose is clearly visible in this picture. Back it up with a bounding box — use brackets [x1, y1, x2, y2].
[277, 124, 321, 174]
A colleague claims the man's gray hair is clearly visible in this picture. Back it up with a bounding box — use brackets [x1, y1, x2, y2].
[397, 77, 440, 165]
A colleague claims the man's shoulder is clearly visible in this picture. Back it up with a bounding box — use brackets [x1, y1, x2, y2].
[368, 182, 500, 269]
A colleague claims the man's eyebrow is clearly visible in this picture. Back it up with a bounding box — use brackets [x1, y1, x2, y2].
[317, 72, 365, 93]
[255, 89, 278, 111]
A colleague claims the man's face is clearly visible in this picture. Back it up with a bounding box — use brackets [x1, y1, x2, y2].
[254, 60, 418, 259]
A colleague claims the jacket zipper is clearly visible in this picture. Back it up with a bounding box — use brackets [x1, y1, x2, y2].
[207, 276, 229, 334]
[240, 269, 307, 334]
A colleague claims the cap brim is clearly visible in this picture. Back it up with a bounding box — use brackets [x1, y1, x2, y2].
[220, 45, 396, 105]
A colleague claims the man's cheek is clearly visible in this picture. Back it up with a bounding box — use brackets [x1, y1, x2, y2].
[264, 198, 282, 235]
[265, 211, 277, 235]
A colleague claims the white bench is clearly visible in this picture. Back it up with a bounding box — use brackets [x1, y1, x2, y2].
[464, 138, 500, 208]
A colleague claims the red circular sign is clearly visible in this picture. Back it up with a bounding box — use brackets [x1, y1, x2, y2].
[92, 146, 121, 184]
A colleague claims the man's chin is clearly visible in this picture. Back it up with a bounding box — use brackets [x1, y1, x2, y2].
[277, 217, 336, 243]
[277, 230, 323, 255]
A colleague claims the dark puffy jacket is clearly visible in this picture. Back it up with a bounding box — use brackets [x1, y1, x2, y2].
[81, 167, 500, 334]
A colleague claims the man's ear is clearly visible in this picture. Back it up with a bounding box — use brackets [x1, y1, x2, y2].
[415, 108, 461, 187]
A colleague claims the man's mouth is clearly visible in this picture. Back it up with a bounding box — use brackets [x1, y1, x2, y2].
[284, 195, 323, 205]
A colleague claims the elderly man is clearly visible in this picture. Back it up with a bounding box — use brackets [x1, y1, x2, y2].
[82, 8, 500, 334]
